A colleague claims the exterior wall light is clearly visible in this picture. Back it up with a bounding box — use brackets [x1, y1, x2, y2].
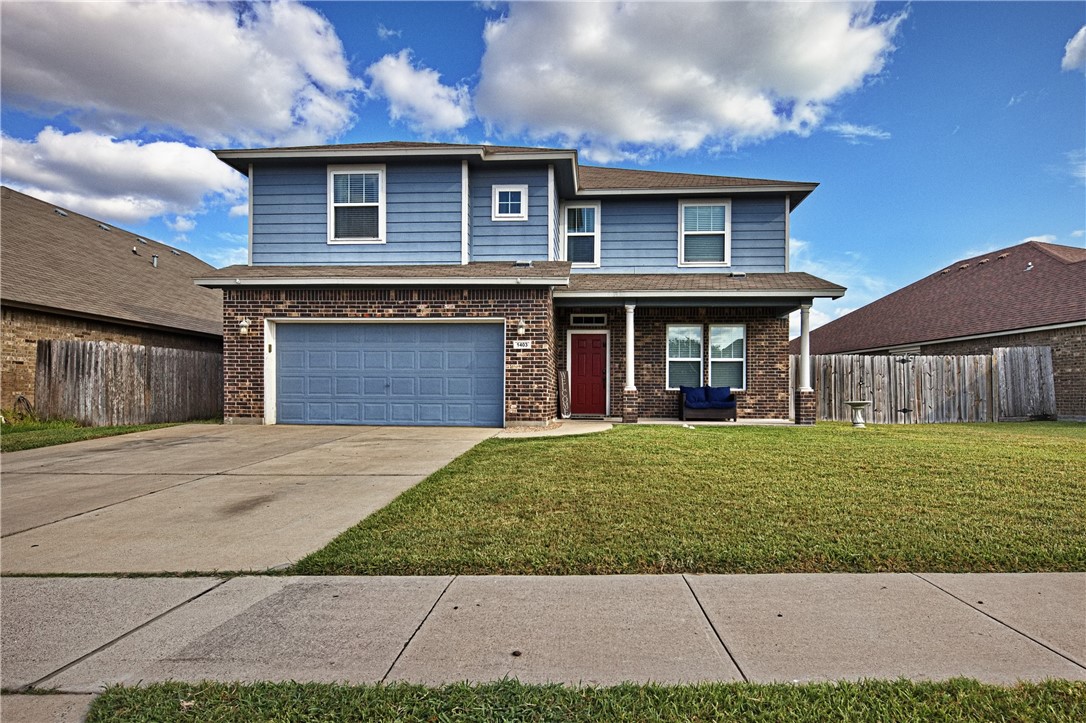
[238, 318, 251, 335]
[517, 319, 527, 335]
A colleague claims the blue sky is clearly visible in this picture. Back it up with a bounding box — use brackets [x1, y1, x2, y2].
[2, 1, 1083, 333]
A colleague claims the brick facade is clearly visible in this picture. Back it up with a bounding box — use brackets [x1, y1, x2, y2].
[917, 325, 1085, 421]
[222, 287, 557, 424]
[556, 306, 791, 419]
[1, 305, 221, 409]
[794, 389, 817, 425]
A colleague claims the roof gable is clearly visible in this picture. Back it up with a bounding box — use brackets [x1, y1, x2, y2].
[0, 187, 223, 337]
[801, 241, 1086, 353]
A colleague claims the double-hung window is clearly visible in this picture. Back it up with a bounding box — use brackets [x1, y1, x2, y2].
[679, 200, 730, 266]
[492, 185, 528, 221]
[666, 325, 703, 389]
[709, 325, 745, 389]
[563, 202, 601, 267]
[328, 165, 386, 243]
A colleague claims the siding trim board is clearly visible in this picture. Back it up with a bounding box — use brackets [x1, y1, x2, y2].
[461, 160, 469, 265]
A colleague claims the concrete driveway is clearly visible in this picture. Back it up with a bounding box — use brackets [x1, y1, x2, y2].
[0, 424, 496, 574]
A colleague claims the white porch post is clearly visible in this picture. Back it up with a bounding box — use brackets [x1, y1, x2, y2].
[798, 303, 813, 392]
[624, 304, 636, 391]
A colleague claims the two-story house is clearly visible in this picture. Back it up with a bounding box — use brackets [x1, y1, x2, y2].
[195, 142, 844, 427]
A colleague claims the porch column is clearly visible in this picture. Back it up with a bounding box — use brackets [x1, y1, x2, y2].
[795, 303, 816, 425]
[622, 303, 639, 423]
[798, 304, 812, 391]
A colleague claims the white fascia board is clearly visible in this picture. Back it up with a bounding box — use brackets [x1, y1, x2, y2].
[843, 319, 1086, 354]
[579, 184, 817, 198]
[215, 148, 579, 166]
[554, 288, 844, 299]
[196, 276, 570, 288]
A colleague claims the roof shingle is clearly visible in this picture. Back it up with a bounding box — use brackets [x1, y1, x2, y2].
[1, 187, 223, 337]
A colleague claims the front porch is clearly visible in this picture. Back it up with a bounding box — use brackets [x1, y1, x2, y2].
[553, 273, 839, 425]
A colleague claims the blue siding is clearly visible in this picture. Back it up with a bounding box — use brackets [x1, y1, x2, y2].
[581, 197, 786, 273]
[469, 167, 549, 261]
[251, 162, 463, 265]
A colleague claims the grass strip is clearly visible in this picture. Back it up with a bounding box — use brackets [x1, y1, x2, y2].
[0, 419, 215, 453]
[85, 679, 1086, 722]
[295, 422, 1086, 575]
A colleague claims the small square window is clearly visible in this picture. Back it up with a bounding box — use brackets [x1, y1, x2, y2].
[492, 185, 529, 221]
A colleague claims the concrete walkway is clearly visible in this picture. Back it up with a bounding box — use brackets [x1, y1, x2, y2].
[3, 573, 1083, 701]
[1, 424, 495, 574]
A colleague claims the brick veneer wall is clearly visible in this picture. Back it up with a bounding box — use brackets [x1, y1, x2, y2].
[223, 287, 557, 424]
[556, 306, 790, 419]
[1, 306, 221, 408]
[918, 325, 1085, 420]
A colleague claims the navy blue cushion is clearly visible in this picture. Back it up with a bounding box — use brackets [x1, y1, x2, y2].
[681, 386, 711, 409]
[705, 386, 732, 405]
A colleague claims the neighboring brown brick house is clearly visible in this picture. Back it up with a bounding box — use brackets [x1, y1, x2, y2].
[0, 187, 223, 409]
[792, 241, 1086, 420]
[197, 141, 845, 427]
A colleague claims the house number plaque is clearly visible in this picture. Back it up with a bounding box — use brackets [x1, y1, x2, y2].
[512, 340, 532, 349]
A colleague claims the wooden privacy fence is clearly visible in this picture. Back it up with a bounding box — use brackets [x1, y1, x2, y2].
[35, 340, 223, 426]
[789, 347, 1055, 424]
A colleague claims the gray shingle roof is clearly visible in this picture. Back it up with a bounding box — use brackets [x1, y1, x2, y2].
[195, 261, 572, 284]
[796, 241, 1086, 353]
[577, 165, 812, 191]
[564, 272, 844, 295]
[1, 187, 223, 337]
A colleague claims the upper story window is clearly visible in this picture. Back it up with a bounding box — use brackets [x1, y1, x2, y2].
[328, 165, 386, 244]
[679, 200, 731, 266]
[563, 202, 601, 268]
[492, 184, 528, 221]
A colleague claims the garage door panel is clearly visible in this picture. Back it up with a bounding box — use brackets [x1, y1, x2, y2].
[277, 323, 503, 426]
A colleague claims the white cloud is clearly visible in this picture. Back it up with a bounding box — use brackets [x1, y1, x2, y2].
[0, 1, 362, 147]
[0, 128, 246, 224]
[366, 50, 473, 134]
[1006, 92, 1028, 107]
[204, 233, 249, 268]
[377, 23, 402, 40]
[1071, 229, 1085, 238]
[1062, 25, 1086, 71]
[229, 204, 249, 218]
[788, 237, 892, 338]
[1021, 234, 1058, 245]
[1069, 149, 1086, 184]
[166, 216, 196, 233]
[826, 122, 891, 144]
[475, 2, 904, 161]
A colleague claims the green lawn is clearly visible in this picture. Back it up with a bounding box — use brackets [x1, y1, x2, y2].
[295, 422, 1086, 575]
[85, 680, 1086, 722]
[0, 419, 199, 453]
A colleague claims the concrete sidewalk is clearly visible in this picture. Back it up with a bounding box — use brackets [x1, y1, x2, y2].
[3, 573, 1084, 699]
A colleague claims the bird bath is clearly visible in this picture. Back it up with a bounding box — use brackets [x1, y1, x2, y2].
[844, 400, 872, 428]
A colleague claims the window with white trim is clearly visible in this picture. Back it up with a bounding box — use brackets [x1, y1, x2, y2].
[709, 324, 745, 389]
[563, 202, 601, 267]
[679, 200, 730, 266]
[492, 185, 528, 221]
[666, 324, 703, 389]
[328, 165, 386, 243]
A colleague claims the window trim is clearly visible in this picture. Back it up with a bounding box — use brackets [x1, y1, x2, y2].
[665, 324, 704, 390]
[561, 201, 601, 268]
[708, 323, 746, 391]
[327, 164, 387, 244]
[678, 199, 731, 267]
[491, 184, 529, 221]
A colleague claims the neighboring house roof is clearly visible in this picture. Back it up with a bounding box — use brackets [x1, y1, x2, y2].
[0, 187, 223, 337]
[195, 261, 572, 287]
[213, 140, 817, 206]
[794, 241, 1086, 354]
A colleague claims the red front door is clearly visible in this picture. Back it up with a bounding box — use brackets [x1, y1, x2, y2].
[570, 333, 607, 416]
